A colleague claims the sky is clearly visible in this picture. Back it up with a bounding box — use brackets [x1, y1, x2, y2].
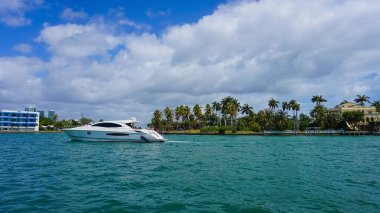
[0, 0, 379, 124]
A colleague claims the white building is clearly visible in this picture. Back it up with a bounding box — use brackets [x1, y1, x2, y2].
[0, 110, 39, 132]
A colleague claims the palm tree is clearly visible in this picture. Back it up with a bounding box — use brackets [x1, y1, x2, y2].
[371, 100, 380, 133]
[221, 96, 234, 126]
[152, 110, 162, 129]
[282, 101, 288, 112]
[268, 98, 279, 112]
[293, 103, 300, 132]
[221, 96, 240, 126]
[175, 106, 182, 122]
[183, 106, 191, 121]
[288, 100, 297, 117]
[212, 101, 222, 126]
[371, 100, 380, 113]
[164, 107, 173, 130]
[230, 98, 240, 125]
[204, 104, 215, 126]
[354, 95, 370, 106]
[311, 95, 327, 106]
[226, 101, 239, 126]
[241, 104, 253, 116]
[193, 104, 203, 128]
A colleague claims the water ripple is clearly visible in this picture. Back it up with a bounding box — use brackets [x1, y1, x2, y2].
[0, 133, 380, 212]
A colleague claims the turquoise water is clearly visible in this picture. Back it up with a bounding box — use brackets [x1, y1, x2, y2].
[0, 133, 379, 212]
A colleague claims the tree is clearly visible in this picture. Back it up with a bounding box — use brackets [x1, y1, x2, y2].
[282, 101, 289, 113]
[371, 100, 380, 113]
[298, 113, 311, 131]
[292, 102, 300, 131]
[241, 104, 253, 116]
[268, 98, 279, 111]
[256, 109, 273, 130]
[183, 106, 191, 121]
[310, 105, 327, 129]
[178, 105, 193, 130]
[354, 95, 370, 106]
[220, 96, 240, 126]
[226, 101, 239, 126]
[175, 106, 182, 122]
[371, 100, 380, 132]
[151, 110, 162, 129]
[273, 110, 288, 130]
[52, 114, 58, 123]
[324, 112, 341, 130]
[288, 100, 296, 116]
[39, 117, 53, 129]
[79, 117, 92, 125]
[342, 110, 364, 130]
[164, 107, 174, 130]
[193, 104, 203, 128]
[212, 101, 222, 126]
[221, 96, 234, 126]
[204, 104, 216, 126]
[311, 95, 327, 106]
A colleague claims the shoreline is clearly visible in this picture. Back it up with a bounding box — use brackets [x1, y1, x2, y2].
[0, 130, 63, 134]
[162, 130, 379, 136]
[0, 130, 378, 136]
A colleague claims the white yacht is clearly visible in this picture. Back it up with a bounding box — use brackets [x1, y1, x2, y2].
[63, 118, 166, 142]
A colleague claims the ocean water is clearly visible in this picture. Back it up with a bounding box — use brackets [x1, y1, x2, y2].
[0, 133, 379, 212]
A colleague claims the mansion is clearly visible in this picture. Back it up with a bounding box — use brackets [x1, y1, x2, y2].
[329, 102, 380, 125]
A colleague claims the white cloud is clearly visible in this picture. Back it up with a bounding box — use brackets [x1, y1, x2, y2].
[13, 43, 32, 53]
[60, 8, 87, 21]
[0, 0, 42, 26]
[2, 0, 380, 122]
[37, 23, 123, 58]
[0, 56, 45, 103]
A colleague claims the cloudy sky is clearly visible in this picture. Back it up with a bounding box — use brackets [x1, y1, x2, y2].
[0, 0, 379, 123]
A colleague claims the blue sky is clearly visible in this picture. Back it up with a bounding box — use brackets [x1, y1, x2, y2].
[1, 0, 380, 123]
[1, 0, 226, 58]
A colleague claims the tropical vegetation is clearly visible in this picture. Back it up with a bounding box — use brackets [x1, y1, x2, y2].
[39, 115, 93, 131]
[149, 95, 380, 133]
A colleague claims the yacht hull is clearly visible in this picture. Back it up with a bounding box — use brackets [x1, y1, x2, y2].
[63, 129, 166, 142]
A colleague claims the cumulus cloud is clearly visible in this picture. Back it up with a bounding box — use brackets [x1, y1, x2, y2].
[2, 0, 380, 122]
[37, 23, 123, 58]
[0, 0, 42, 26]
[60, 8, 87, 21]
[90, 7, 150, 32]
[0, 56, 45, 103]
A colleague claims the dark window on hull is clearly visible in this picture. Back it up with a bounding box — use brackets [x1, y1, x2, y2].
[92, 122, 122, 127]
[106, 133, 129, 136]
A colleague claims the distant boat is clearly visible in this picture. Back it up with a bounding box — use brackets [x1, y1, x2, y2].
[63, 118, 166, 142]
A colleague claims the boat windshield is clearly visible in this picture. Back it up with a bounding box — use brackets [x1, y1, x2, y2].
[126, 123, 135, 128]
[92, 122, 122, 127]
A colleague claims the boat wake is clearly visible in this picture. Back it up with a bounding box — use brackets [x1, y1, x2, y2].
[166, 140, 194, 143]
